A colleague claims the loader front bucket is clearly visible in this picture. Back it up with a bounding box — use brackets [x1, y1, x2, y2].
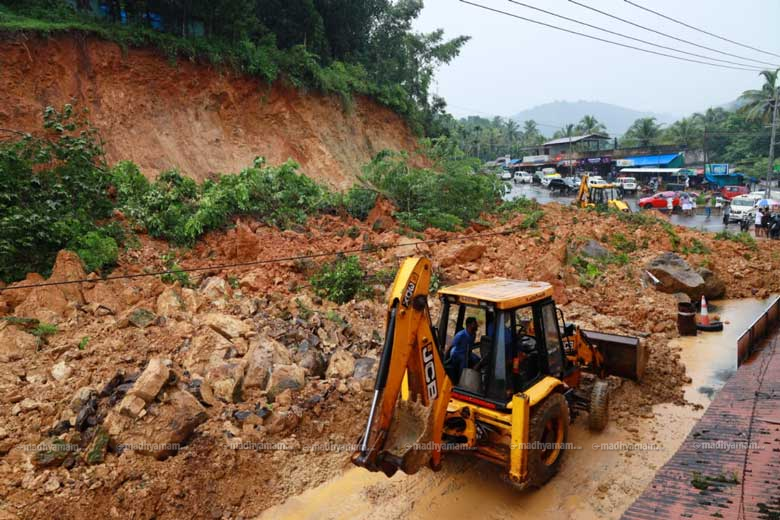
[381, 398, 435, 475]
[580, 329, 646, 381]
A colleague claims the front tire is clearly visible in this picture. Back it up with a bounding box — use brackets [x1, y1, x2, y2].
[527, 393, 569, 487]
[588, 379, 609, 432]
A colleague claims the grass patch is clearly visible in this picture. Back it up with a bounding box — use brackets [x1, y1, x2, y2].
[714, 230, 758, 251]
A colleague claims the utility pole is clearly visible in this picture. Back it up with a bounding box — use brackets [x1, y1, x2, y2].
[767, 85, 779, 198]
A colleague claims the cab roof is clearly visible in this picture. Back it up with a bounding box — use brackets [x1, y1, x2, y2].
[439, 278, 554, 309]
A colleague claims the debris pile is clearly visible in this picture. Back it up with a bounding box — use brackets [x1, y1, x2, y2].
[1, 201, 779, 518]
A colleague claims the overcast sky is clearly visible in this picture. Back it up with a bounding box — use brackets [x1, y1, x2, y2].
[413, 0, 780, 119]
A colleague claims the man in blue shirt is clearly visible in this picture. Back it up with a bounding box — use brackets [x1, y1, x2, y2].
[446, 317, 481, 377]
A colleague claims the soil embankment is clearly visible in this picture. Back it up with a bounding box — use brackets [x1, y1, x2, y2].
[0, 34, 418, 188]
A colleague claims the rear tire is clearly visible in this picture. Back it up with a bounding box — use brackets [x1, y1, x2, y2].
[588, 379, 610, 432]
[527, 393, 569, 487]
[643, 204, 653, 210]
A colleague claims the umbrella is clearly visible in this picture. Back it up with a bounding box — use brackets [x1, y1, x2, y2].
[756, 199, 780, 208]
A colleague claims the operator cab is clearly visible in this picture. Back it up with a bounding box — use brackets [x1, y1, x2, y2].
[590, 184, 623, 206]
[437, 279, 571, 407]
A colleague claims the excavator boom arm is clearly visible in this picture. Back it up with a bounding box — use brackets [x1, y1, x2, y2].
[352, 257, 452, 476]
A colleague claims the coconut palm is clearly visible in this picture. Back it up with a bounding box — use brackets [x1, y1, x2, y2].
[665, 117, 702, 148]
[739, 69, 779, 122]
[625, 117, 662, 147]
[576, 115, 607, 135]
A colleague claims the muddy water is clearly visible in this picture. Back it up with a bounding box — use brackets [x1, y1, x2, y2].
[258, 298, 775, 520]
[673, 297, 776, 406]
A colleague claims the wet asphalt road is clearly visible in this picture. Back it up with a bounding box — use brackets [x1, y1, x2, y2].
[504, 182, 732, 233]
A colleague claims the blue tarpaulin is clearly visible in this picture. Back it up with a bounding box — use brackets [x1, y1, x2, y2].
[621, 153, 681, 167]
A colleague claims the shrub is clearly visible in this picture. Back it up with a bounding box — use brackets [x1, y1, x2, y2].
[362, 139, 504, 231]
[714, 230, 757, 250]
[610, 233, 637, 253]
[70, 231, 119, 274]
[310, 255, 370, 304]
[343, 187, 377, 220]
[0, 105, 114, 282]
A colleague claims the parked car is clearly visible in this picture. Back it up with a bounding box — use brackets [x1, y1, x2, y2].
[513, 171, 533, 184]
[616, 177, 638, 194]
[547, 178, 570, 194]
[541, 173, 561, 187]
[563, 177, 581, 191]
[720, 185, 749, 200]
[728, 195, 759, 223]
[585, 175, 605, 187]
[639, 191, 680, 210]
[500, 170, 513, 181]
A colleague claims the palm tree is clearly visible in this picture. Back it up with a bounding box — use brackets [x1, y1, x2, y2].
[665, 117, 702, 148]
[625, 117, 662, 147]
[504, 119, 520, 155]
[552, 123, 576, 140]
[739, 69, 779, 122]
[576, 115, 607, 135]
[522, 120, 543, 147]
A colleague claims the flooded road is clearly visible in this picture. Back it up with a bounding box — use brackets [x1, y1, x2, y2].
[258, 297, 776, 520]
[505, 183, 729, 233]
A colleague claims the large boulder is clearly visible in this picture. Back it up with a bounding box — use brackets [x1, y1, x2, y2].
[202, 313, 251, 340]
[267, 364, 306, 398]
[183, 327, 234, 374]
[103, 388, 207, 460]
[129, 358, 171, 403]
[156, 287, 198, 318]
[439, 244, 487, 268]
[48, 250, 87, 304]
[646, 253, 706, 300]
[234, 221, 263, 261]
[698, 267, 726, 300]
[84, 283, 123, 315]
[0, 326, 37, 362]
[14, 286, 69, 324]
[326, 350, 355, 379]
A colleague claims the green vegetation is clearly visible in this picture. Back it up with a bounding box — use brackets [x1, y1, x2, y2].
[78, 336, 90, 350]
[159, 252, 192, 287]
[361, 138, 505, 231]
[691, 471, 740, 491]
[714, 230, 758, 251]
[0, 105, 116, 282]
[682, 238, 711, 255]
[31, 322, 58, 340]
[660, 222, 681, 251]
[0, 0, 468, 135]
[310, 255, 371, 304]
[610, 233, 637, 253]
[70, 231, 119, 274]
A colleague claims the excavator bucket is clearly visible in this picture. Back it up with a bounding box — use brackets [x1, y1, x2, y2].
[381, 397, 435, 475]
[580, 329, 646, 381]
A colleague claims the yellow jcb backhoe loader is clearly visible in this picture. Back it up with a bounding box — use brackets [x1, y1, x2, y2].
[352, 257, 645, 488]
[574, 174, 631, 213]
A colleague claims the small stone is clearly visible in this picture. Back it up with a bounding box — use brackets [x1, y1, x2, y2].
[326, 351, 355, 379]
[118, 395, 146, 418]
[51, 361, 72, 382]
[128, 308, 157, 329]
[42, 476, 61, 493]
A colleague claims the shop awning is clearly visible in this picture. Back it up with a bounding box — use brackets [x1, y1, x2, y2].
[616, 153, 683, 168]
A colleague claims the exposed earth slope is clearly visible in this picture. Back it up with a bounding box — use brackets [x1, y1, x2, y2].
[0, 34, 418, 188]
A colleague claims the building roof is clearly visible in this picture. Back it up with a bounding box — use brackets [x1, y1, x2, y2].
[543, 133, 610, 147]
[619, 153, 681, 167]
[439, 278, 553, 309]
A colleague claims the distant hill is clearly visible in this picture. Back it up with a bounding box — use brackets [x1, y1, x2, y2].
[511, 100, 678, 137]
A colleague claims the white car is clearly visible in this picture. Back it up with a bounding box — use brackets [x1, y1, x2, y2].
[514, 171, 533, 184]
[500, 170, 513, 181]
[728, 195, 758, 222]
[587, 176, 607, 188]
[616, 177, 638, 194]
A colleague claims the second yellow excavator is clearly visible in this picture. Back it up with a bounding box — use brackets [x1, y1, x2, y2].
[574, 174, 631, 213]
[352, 257, 645, 488]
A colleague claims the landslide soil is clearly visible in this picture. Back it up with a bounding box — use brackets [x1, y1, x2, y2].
[0, 33, 418, 188]
[1, 203, 779, 520]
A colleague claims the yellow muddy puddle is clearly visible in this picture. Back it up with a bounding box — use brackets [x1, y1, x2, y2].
[258, 297, 776, 520]
[672, 297, 776, 406]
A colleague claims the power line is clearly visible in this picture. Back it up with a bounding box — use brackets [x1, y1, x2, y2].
[0, 228, 522, 292]
[505, 0, 764, 71]
[624, 0, 780, 60]
[459, 1, 763, 72]
[568, 0, 780, 69]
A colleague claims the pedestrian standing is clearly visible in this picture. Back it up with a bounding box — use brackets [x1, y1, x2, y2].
[762, 208, 770, 237]
[666, 196, 674, 213]
[755, 209, 764, 237]
[722, 203, 731, 227]
[705, 196, 712, 219]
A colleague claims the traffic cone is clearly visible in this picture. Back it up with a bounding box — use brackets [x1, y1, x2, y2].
[700, 295, 710, 326]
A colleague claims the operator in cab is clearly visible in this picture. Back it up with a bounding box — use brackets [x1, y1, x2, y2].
[446, 316, 481, 378]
